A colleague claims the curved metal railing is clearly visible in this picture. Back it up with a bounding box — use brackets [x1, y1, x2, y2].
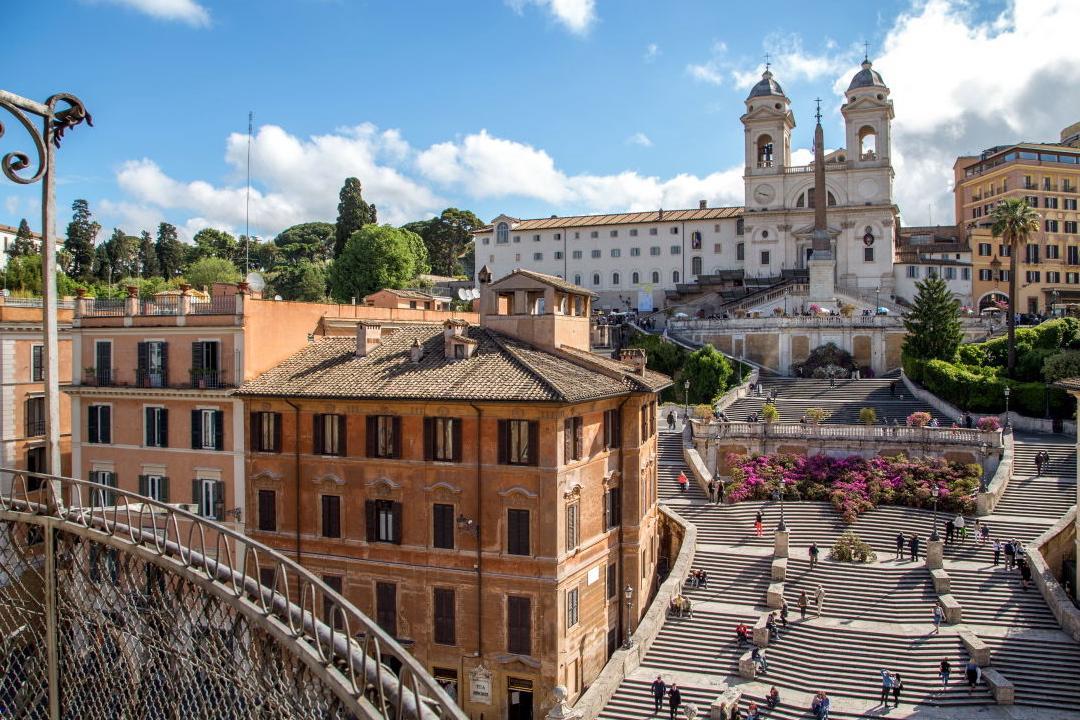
[0, 468, 467, 720]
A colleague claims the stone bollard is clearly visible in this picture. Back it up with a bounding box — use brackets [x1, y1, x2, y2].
[939, 594, 962, 624]
[926, 538, 944, 570]
[766, 582, 784, 609]
[752, 615, 770, 647]
[959, 628, 991, 666]
[774, 529, 789, 559]
[710, 687, 742, 720]
[771, 557, 787, 582]
[545, 686, 582, 720]
[930, 568, 951, 594]
[982, 668, 1014, 704]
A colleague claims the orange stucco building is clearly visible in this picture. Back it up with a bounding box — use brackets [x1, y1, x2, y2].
[64, 283, 475, 533]
[237, 269, 670, 719]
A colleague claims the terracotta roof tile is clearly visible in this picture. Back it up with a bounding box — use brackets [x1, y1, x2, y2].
[476, 206, 743, 232]
[237, 323, 670, 402]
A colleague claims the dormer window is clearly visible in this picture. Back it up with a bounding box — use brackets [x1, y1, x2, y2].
[496, 222, 509, 244]
[454, 344, 464, 359]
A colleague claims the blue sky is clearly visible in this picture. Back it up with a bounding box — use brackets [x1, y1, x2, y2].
[5, 0, 1080, 242]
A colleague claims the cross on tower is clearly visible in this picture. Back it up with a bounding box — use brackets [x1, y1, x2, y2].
[815, 98, 822, 123]
[763, 53, 771, 71]
[863, 41, 870, 62]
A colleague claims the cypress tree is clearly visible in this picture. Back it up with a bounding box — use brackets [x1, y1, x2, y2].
[139, 230, 160, 277]
[902, 275, 962, 362]
[63, 199, 100, 281]
[155, 222, 185, 278]
[7, 218, 37, 258]
[334, 177, 377, 258]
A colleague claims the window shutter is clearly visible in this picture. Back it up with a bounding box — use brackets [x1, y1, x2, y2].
[273, 413, 282, 452]
[365, 500, 376, 542]
[137, 342, 148, 378]
[89, 406, 98, 443]
[158, 408, 168, 448]
[138, 474, 148, 496]
[392, 501, 403, 544]
[101, 406, 111, 444]
[213, 411, 224, 450]
[313, 414, 324, 455]
[160, 477, 170, 503]
[365, 416, 376, 457]
[452, 419, 462, 463]
[337, 415, 347, 457]
[258, 489, 276, 531]
[192, 479, 201, 507]
[214, 480, 225, 520]
[191, 342, 204, 373]
[528, 421, 539, 466]
[574, 417, 583, 459]
[423, 418, 434, 461]
[497, 420, 508, 464]
[191, 410, 201, 449]
[391, 417, 401, 458]
[250, 412, 259, 451]
[160, 341, 169, 385]
[563, 418, 572, 462]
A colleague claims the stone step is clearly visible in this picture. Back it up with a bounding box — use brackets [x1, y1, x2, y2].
[981, 636, 1080, 710]
[657, 431, 708, 503]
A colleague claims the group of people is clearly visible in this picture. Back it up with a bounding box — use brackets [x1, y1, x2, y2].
[998, 539, 1034, 590]
[668, 594, 693, 618]
[878, 669, 904, 708]
[651, 677, 781, 719]
[1034, 450, 1052, 476]
[796, 586, 826, 619]
[706, 478, 724, 504]
[686, 569, 709, 588]
[938, 658, 984, 694]
[894, 531, 922, 562]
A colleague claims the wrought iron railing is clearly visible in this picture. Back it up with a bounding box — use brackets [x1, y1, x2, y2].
[189, 295, 237, 315]
[82, 298, 126, 317]
[82, 366, 117, 387]
[0, 469, 465, 720]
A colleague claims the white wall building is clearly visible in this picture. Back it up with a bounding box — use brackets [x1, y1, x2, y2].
[0, 223, 42, 269]
[473, 59, 971, 310]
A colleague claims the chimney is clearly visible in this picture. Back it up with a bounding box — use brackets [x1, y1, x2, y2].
[619, 348, 647, 375]
[699, 199, 707, 210]
[356, 320, 382, 357]
[444, 318, 468, 358]
[658, 208, 664, 220]
[409, 337, 424, 363]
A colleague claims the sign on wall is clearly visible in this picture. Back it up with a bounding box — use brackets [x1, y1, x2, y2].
[469, 665, 493, 704]
[637, 289, 654, 313]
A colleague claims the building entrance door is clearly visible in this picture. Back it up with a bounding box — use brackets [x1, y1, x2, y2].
[508, 678, 533, 720]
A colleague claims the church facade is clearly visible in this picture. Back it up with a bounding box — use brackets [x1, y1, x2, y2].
[473, 60, 952, 313]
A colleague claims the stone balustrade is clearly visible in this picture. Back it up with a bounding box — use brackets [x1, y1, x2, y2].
[708, 421, 1002, 448]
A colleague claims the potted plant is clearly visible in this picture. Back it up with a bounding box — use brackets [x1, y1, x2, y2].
[83, 366, 97, 384]
[804, 407, 832, 424]
[976, 416, 1001, 432]
[859, 407, 877, 426]
[761, 403, 779, 424]
[907, 411, 932, 428]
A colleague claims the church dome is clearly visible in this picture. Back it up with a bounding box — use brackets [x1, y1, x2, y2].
[748, 69, 785, 99]
[847, 59, 886, 91]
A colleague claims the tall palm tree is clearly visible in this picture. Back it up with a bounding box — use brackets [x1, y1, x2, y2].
[990, 198, 1042, 375]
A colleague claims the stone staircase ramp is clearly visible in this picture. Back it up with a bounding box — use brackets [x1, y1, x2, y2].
[638, 608, 754, 676]
[781, 557, 937, 624]
[680, 553, 774, 609]
[947, 566, 1061, 630]
[658, 430, 709, 503]
[980, 635, 1080, 712]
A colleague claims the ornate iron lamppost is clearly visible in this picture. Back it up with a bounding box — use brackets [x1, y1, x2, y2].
[622, 584, 635, 649]
[0, 89, 91, 478]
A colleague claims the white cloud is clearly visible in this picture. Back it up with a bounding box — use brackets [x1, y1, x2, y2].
[644, 43, 660, 62]
[92, 0, 210, 27]
[627, 132, 653, 148]
[686, 42, 727, 86]
[862, 0, 1080, 224]
[4, 197, 20, 217]
[110, 123, 444, 239]
[689, 36, 855, 90]
[506, 0, 596, 34]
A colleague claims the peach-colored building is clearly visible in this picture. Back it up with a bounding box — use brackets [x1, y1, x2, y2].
[954, 121, 1080, 312]
[65, 283, 476, 532]
[364, 288, 451, 311]
[0, 298, 73, 478]
[238, 269, 670, 719]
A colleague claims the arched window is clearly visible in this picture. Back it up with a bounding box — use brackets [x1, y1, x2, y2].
[592, 273, 601, 286]
[632, 271, 640, 285]
[612, 272, 620, 286]
[672, 270, 680, 283]
[691, 256, 702, 276]
[858, 125, 877, 160]
[800, 189, 838, 208]
[496, 222, 509, 244]
[651, 271, 660, 284]
[691, 231, 702, 250]
[736, 242, 745, 261]
[574, 274, 582, 286]
[756, 134, 774, 167]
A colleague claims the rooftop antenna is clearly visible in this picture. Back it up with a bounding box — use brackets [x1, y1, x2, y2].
[245, 110, 253, 274]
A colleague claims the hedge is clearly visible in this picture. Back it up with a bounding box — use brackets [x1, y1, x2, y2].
[904, 355, 1072, 418]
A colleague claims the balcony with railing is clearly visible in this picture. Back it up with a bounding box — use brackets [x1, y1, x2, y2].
[76, 284, 245, 323]
[82, 367, 117, 387]
[187, 365, 232, 389]
[80, 363, 234, 391]
[24, 418, 45, 437]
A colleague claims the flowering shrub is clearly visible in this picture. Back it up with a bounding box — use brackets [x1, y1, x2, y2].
[830, 531, 877, 563]
[725, 452, 980, 523]
[907, 412, 932, 427]
[976, 416, 1001, 432]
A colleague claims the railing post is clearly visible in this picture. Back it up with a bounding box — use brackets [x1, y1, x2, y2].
[124, 284, 139, 317]
[43, 517, 60, 719]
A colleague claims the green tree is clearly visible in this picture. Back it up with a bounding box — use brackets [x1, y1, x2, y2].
[334, 177, 377, 258]
[3, 254, 42, 293]
[156, 222, 185, 278]
[92, 243, 113, 283]
[7, 219, 37, 258]
[271, 260, 329, 301]
[274, 222, 335, 263]
[138, 230, 160, 277]
[991, 198, 1041, 375]
[1043, 350, 1080, 383]
[404, 208, 483, 276]
[190, 228, 238, 265]
[102, 228, 140, 278]
[63, 199, 99, 280]
[184, 256, 240, 290]
[902, 275, 963, 363]
[675, 345, 733, 404]
[329, 225, 426, 302]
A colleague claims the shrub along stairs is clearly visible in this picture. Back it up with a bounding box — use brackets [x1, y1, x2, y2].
[597, 391, 1080, 718]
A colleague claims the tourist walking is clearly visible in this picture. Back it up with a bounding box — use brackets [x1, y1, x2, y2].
[754, 511, 764, 537]
[1004, 539, 1016, 570]
[707, 479, 717, 504]
[808, 542, 820, 570]
[965, 659, 981, 694]
[798, 591, 808, 620]
[909, 533, 920, 562]
[1035, 450, 1048, 476]
[779, 600, 789, 628]
[716, 480, 724, 505]
[954, 514, 966, 542]
[879, 669, 893, 706]
[650, 676, 666, 713]
[677, 470, 689, 493]
[814, 584, 825, 618]
[668, 683, 681, 720]
[890, 380, 897, 398]
[992, 540, 1001, 566]
[932, 603, 944, 633]
[938, 659, 951, 692]
[944, 517, 955, 545]
[980, 522, 990, 543]
[891, 673, 904, 708]
[1018, 557, 1032, 591]
[895, 531, 905, 560]
[667, 411, 676, 432]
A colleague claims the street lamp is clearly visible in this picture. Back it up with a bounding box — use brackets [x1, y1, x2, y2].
[683, 379, 690, 422]
[929, 484, 940, 541]
[774, 483, 786, 531]
[622, 584, 635, 649]
[1003, 386, 1011, 429]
